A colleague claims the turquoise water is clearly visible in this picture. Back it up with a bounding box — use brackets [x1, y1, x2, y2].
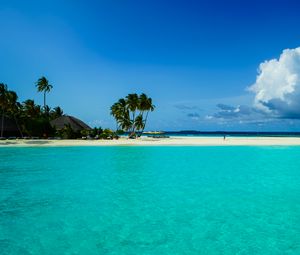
[1, 146, 300, 254]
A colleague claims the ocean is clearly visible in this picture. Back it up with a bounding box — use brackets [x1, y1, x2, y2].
[1, 146, 300, 254]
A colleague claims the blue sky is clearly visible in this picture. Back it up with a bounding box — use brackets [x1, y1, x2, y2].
[1, 0, 300, 131]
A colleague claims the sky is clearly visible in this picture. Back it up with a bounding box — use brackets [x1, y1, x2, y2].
[1, 0, 300, 131]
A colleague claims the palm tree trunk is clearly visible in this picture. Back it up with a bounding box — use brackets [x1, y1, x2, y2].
[137, 111, 144, 137]
[140, 111, 149, 136]
[44, 92, 46, 110]
[130, 111, 136, 136]
[14, 115, 23, 138]
[1, 110, 4, 137]
[115, 121, 121, 133]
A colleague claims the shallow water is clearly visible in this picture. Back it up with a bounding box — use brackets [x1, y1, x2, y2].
[1, 146, 300, 254]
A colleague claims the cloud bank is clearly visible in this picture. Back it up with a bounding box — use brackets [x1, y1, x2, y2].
[209, 46, 300, 126]
[249, 47, 300, 119]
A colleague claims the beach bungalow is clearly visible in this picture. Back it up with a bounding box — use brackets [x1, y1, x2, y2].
[50, 115, 91, 132]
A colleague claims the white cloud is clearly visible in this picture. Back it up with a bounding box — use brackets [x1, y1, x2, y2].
[88, 119, 108, 128]
[249, 47, 300, 118]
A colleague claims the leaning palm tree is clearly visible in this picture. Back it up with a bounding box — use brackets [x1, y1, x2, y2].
[110, 98, 131, 131]
[134, 114, 144, 135]
[140, 96, 155, 135]
[36, 76, 53, 110]
[110, 103, 121, 131]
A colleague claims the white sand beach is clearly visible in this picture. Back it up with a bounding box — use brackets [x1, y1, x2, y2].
[1, 136, 300, 147]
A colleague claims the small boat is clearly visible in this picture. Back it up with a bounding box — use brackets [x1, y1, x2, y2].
[147, 135, 170, 138]
[143, 131, 165, 134]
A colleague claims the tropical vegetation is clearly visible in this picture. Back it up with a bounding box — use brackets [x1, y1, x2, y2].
[1, 79, 154, 140]
[36, 76, 53, 111]
[110, 93, 155, 138]
[1, 78, 81, 139]
[0, 79, 61, 138]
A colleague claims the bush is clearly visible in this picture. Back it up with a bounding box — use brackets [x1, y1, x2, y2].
[99, 128, 114, 139]
[57, 124, 80, 139]
[22, 117, 55, 138]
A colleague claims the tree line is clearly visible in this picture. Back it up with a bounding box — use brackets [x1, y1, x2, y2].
[0, 77, 63, 137]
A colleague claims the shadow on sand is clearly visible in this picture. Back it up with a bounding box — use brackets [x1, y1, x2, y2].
[24, 140, 51, 145]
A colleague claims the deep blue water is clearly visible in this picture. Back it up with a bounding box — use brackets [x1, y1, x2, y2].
[1, 146, 300, 254]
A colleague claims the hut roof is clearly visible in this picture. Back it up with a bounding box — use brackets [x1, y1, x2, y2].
[50, 115, 91, 131]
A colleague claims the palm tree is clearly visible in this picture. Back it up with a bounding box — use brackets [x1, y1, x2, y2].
[6, 90, 23, 137]
[140, 96, 155, 135]
[44, 105, 51, 117]
[126, 93, 139, 133]
[134, 114, 144, 134]
[22, 99, 42, 119]
[0, 84, 23, 137]
[50, 106, 63, 120]
[110, 103, 121, 130]
[6, 91, 18, 113]
[110, 93, 155, 138]
[110, 98, 131, 131]
[139, 93, 149, 114]
[0, 83, 8, 137]
[36, 76, 53, 110]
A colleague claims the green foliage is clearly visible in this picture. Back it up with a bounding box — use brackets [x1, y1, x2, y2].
[80, 129, 90, 137]
[50, 106, 64, 120]
[91, 127, 103, 137]
[36, 76, 53, 110]
[36, 77, 53, 93]
[99, 128, 114, 139]
[57, 124, 80, 139]
[1, 80, 123, 139]
[23, 117, 55, 137]
[1, 83, 22, 137]
[80, 127, 104, 138]
[110, 93, 155, 138]
[22, 99, 42, 118]
[134, 114, 144, 131]
[116, 129, 125, 135]
[0, 82, 57, 138]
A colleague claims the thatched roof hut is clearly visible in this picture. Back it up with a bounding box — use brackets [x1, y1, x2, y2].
[50, 115, 91, 131]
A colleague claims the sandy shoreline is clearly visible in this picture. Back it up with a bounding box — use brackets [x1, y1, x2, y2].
[1, 136, 300, 147]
